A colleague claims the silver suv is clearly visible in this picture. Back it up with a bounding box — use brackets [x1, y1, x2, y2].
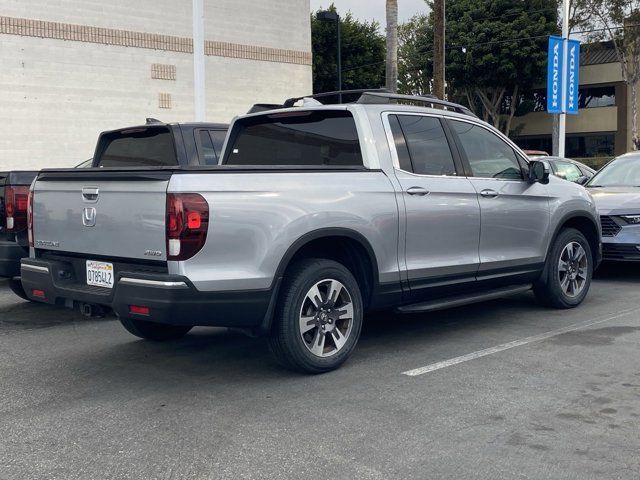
[22, 92, 602, 373]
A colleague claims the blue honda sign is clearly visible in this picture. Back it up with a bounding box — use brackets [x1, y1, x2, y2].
[566, 39, 580, 114]
[547, 36, 581, 114]
[547, 36, 564, 114]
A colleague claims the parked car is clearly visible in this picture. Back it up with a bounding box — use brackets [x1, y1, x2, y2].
[523, 149, 550, 159]
[2, 121, 228, 299]
[543, 156, 596, 184]
[21, 92, 601, 373]
[586, 152, 640, 261]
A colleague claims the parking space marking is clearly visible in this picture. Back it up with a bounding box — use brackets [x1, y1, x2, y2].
[402, 308, 637, 377]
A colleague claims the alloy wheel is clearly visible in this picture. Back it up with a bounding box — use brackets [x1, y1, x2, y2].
[558, 241, 588, 298]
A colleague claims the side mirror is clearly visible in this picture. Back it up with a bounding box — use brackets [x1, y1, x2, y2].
[576, 175, 589, 185]
[528, 160, 550, 184]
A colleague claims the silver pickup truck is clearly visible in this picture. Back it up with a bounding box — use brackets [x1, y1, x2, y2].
[21, 92, 601, 373]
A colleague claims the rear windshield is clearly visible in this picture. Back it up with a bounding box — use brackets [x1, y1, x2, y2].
[96, 128, 177, 167]
[223, 110, 363, 166]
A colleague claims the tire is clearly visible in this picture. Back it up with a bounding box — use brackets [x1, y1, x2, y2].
[534, 228, 593, 309]
[8, 278, 30, 301]
[268, 258, 363, 374]
[119, 316, 192, 341]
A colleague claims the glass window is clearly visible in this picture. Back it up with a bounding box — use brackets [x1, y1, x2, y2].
[210, 130, 227, 159]
[224, 110, 362, 166]
[387, 115, 413, 172]
[198, 130, 218, 165]
[553, 161, 583, 182]
[393, 115, 456, 176]
[450, 121, 523, 180]
[97, 128, 177, 167]
[588, 155, 640, 187]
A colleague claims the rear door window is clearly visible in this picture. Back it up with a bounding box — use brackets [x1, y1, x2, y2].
[210, 130, 226, 159]
[389, 114, 457, 175]
[96, 128, 177, 167]
[223, 110, 363, 166]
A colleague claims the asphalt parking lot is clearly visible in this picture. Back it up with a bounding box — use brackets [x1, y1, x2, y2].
[1, 264, 639, 480]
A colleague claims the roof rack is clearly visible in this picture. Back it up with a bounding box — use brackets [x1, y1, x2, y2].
[247, 89, 476, 118]
[283, 88, 390, 108]
[356, 92, 476, 117]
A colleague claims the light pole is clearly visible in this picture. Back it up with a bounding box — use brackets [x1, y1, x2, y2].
[318, 10, 342, 103]
[192, 0, 206, 121]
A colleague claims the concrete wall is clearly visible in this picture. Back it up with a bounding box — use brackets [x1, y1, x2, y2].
[0, 1, 312, 169]
[514, 107, 618, 137]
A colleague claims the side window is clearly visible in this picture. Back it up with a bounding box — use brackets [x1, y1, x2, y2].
[209, 130, 226, 160]
[450, 120, 523, 180]
[197, 130, 218, 165]
[554, 161, 582, 182]
[387, 115, 413, 172]
[392, 115, 456, 176]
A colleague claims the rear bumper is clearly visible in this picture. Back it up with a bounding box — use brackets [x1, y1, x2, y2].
[20, 258, 274, 328]
[0, 241, 28, 278]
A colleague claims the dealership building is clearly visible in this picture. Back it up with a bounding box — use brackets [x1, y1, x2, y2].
[0, 0, 312, 169]
[513, 42, 630, 163]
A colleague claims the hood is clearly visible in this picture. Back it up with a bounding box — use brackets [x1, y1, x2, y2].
[587, 186, 640, 215]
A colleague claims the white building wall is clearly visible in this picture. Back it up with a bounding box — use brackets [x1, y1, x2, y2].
[0, 0, 312, 170]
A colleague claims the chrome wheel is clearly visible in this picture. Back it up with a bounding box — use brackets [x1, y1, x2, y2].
[299, 278, 354, 358]
[558, 241, 588, 298]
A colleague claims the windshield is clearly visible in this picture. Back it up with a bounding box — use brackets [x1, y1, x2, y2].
[587, 156, 640, 187]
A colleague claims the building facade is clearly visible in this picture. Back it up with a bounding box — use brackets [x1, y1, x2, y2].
[513, 43, 629, 163]
[0, 0, 312, 169]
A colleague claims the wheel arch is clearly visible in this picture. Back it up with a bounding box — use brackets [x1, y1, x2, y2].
[257, 228, 380, 335]
[550, 212, 601, 266]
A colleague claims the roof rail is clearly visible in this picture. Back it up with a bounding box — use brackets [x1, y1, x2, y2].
[283, 88, 390, 108]
[356, 92, 477, 117]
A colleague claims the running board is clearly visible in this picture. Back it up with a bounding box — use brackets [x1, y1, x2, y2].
[395, 284, 533, 314]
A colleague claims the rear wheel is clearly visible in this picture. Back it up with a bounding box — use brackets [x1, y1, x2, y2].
[119, 317, 192, 341]
[8, 279, 30, 301]
[534, 228, 593, 308]
[268, 258, 363, 374]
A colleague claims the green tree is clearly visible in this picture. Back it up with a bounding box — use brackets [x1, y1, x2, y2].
[444, 0, 558, 135]
[311, 5, 385, 94]
[398, 14, 433, 95]
[584, 0, 640, 149]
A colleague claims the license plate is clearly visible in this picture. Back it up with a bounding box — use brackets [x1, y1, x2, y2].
[86, 260, 114, 288]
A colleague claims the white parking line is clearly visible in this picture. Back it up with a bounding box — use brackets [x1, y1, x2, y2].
[402, 308, 637, 377]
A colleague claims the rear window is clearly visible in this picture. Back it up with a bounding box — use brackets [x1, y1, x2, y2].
[223, 110, 363, 166]
[96, 128, 177, 167]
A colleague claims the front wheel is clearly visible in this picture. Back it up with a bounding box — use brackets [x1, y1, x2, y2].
[534, 228, 593, 308]
[268, 258, 363, 374]
[119, 317, 192, 341]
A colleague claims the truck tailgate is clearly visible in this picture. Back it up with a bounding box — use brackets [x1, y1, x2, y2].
[33, 170, 170, 261]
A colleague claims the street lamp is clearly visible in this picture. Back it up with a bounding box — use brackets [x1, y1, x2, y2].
[317, 10, 342, 103]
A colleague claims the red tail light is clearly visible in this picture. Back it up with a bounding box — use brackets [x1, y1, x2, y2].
[5, 185, 30, 233]
[166, 193, 209, 261]
[27, 188, 34, 247]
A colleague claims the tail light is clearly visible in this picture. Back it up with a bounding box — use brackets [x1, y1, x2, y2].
[27, 188, 34, 247]
[5, 185, 30, 233]
[166, 193, 209, 261]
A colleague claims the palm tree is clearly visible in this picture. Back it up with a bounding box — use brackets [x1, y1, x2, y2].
[386, 0, 398, 92]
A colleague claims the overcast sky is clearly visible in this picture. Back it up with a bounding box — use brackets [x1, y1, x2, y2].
[310, 0, 429, 26]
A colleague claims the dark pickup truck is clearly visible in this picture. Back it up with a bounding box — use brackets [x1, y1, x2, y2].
[1, 170, 38, 298]
[1, 121, 228, 299]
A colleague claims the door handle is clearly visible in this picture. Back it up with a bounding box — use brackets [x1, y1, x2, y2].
[406, 186, 430, 196]
[480, 189, 499, 198]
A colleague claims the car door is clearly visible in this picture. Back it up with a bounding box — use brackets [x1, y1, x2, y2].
[447, 118, 551, 279]
[385, 113, 481, 294]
